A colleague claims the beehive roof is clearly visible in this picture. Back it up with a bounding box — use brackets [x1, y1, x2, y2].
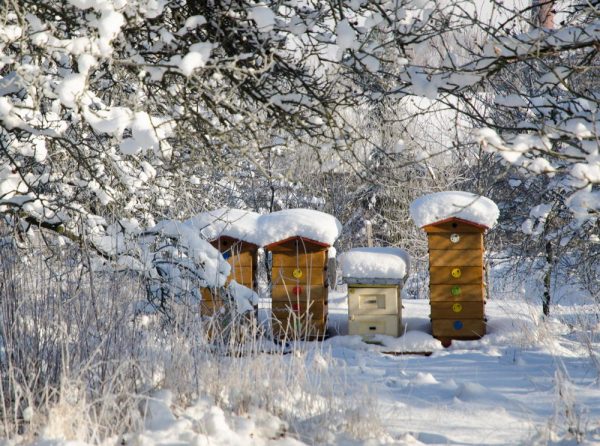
[339, 247, 410, 281]
[409, 191, 499, 229]
[259, 209, 342, 248]
[190, 208, 263, 246]
[191, 208, 342, 248]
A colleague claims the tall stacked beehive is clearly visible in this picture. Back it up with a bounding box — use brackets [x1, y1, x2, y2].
[267, 236, 329, 340]
[423, 217, 486, 341]
[340, 247, 409, 338]
[200, 235, 258, 316]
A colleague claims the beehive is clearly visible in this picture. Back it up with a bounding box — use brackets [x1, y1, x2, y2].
[423, 217, 487, 341]
[200, 236, 258, 316]
[339, 247, 409, 338]
[266, 236, 329, 340]
[347, 282, 403, 337]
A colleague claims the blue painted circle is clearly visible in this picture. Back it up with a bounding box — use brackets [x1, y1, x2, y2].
[453, 320, 463, 330]
[222, 251, 231, 260]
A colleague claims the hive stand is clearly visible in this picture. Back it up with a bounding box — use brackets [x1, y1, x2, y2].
[266, 236, 329, 340]
[346, 278, 403, 338]
[200, 235, 259, 316]
[423, 217, 487, 343]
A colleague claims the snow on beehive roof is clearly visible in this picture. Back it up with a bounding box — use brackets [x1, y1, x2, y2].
[409, 191, 499, 229]
[339, 247, 410, 280]
[260, 209, 342, 247]
[189, 208, 262, 246]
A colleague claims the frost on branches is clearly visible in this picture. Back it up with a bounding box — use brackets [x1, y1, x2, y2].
[0, 0, 598, 298]
[0, 0, 392, 287]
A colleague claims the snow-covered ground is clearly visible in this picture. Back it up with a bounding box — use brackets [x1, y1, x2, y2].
[21, 273, 600, 446]
[325, 295, 600, 445]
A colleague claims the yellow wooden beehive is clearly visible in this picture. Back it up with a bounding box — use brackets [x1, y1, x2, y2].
[266, 236, 329, 340]
[422, 217, 487, 342]
[200, 235, 258, 316]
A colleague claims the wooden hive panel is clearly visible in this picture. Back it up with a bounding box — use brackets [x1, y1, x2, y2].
[271, 313, 327, 340]
[271, 284, 328, 302]
[272, 299, 327, 321]
[228, 266, 254, 287]
[200, 298, 224, 312]
[431, 319, 486, 339]
[200, 294, 225, 316]
[430, 284, 485, 302]
[272, 251, 327, 268]
[429, 266, 483, 285]
[226, 251, 254, 269]
[212, 237, 258, 288]
[430, 301, 485, 319]
[429, 249, 483, 267]
[267, 237, 329, 340]
[427, 233, 483, 251]
[271, 267, 325, 286]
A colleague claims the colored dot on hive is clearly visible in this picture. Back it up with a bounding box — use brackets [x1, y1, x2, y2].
[453, 320, 463, 330]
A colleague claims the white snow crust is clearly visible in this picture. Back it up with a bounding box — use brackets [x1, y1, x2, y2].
[228, 280, 259, 314]
[410, 191, 499, 229]
[258, 209, 342, 247]
[339, 247, 410, 280]
[190, 208, 263, 245]
[194, 208, 342, 247]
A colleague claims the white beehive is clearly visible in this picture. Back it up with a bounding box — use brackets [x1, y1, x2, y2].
[339, 247, 410, 338]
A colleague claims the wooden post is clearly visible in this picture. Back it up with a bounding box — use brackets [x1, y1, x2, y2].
[366, 220, 373, 247]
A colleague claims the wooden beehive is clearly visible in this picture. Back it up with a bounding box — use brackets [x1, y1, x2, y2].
[266, 236, 329, 340]
[200, 235, 258, 317]
[423, 217, 487, 342]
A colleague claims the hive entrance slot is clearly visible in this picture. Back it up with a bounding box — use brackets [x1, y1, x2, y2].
[359, 294, 386, 310]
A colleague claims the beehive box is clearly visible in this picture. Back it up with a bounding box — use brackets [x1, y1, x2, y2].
[347, 282, 403, 337]
[339, 247, 410, 338]
[267, 236, 329, 340]
[200, 236, 258, 317]
[423, 217, 486, 341]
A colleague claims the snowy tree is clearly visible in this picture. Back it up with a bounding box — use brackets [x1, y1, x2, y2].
[0, 0, 598, 313]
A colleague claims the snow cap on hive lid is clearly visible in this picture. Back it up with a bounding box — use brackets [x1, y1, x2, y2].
[339, 247, 410, 281]
[260, 209, 342, 247]
[409, 191, 499, 229]
[190, 208, 262, 246]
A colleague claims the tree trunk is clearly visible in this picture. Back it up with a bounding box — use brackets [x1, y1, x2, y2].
[542, 240, 553, 316]
[533, 0, 555, 29]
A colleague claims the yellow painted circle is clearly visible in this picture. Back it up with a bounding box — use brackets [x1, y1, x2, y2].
[292, 268, 303, 279]
[452, 303, 463, 313]
[451, 268, 462, 278]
